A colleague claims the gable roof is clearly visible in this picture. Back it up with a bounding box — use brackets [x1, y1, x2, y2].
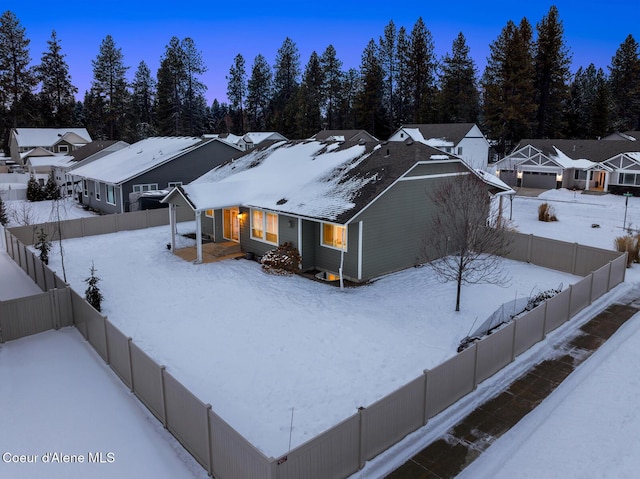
[243, 132, 287, 144]
[170, 139, 500, 224]
[312, 130, 379, 142]
[12, 128, 92, 148]
[68, 141, 128, 163]
[70, 136, 204, 184]
[393, 123, 478, 145]
[512, 139, 637, 163]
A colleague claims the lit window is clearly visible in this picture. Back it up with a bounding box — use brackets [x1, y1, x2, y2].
[205, 209, 214, 218]
[250, 209, 278, 244]
[322, 224, 347, 250]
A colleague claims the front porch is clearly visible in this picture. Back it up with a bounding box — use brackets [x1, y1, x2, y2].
[173, 241, 243, 263]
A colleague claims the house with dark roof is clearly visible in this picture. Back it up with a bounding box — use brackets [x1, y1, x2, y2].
[312, 129, 379, 143]
[161, 139, 512, 283]
[9, 128, 92, 165]
[493, 139, 637, 191]
[70, 136, 242, 214]
[388, 124, 490, 171]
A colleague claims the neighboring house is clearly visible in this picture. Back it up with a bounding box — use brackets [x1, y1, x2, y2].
[206, 132, 288, 151]
[9, 128, 92, 165]
[162, 139, 512, 283]
[600, 151, 640, 194]
[388, 123, 490, 171]
[25, 155, 73, 187]
[312, 129, 379, 143]
[602, 131, 640, 141]
[493, 140, 636, 190]
[59, 140, 129, 198]
[70, 136, 242, 214]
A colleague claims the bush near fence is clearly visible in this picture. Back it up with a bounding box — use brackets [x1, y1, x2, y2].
[2, 215, 628, 479]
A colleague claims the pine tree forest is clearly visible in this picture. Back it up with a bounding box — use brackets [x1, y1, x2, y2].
[1, 8, 639, 157]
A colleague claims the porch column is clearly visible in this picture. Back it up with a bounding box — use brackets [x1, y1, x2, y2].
[195, 210, 203, 264]
[604, 172, 610, 192]
[169, 203, 176, 252]
[585, 173, 590, 191]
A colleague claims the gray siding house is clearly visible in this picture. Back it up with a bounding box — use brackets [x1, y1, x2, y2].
[70, 136, 242, 213]
[162, 139, 512, 283]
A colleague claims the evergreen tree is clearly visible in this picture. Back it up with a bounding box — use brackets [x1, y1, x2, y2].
[91, 34, 130, 140]
[482, 18, 537, 156]
[379, 20, 398, 128]
[437, 32, 480, 123]
[181, 37, 207, 136]
[36, 30, 77, 127]
[226, 53, 247, 134]
[130, 60, 156, 140]
[320, 45, 343, 130]
[156, 37, 185, 135]
[0, 10, 37, 128]
[566, 64, 610, 138]
[609, 34, 640, 131]
[406, 17, 437, 124]
[84, 262, 103, 312]
[355, 39, 386, 138]
[82, 88, 107, 139]
[44, 172, 59, 200]
[246, 54, 272, 131]
[270, 37, 301, 136]
[534, 6, 572, 138]
[35, 228, 50, 265]
[337, 68, 360, 129]
[209, 99, 230, 133]
[26, 173, 42, 201]
[0, 194, 8, 226]
[295, 51, 324, 137]
[395, 26, 411, 124]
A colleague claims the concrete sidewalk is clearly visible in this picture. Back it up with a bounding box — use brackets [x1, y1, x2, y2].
[386, 297, 640, 478]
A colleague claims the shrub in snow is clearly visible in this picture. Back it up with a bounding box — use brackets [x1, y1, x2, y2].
[261, 242, 302, 275]
[35, 228, 51, 265]
[26, 174, 44, 202]
[526, 285, 563, 310]
[538, 202, 558, 222]
[44, 173, 60, 200]
[84, 262, 104, 312]
[0, 195, 8, 226]
[614, 235, 637, 267]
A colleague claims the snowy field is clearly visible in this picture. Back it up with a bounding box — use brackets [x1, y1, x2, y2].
[4, 189, 640, 478]
[2, 197, 97, 228]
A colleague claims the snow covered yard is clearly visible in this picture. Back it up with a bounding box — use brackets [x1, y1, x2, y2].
[2, 198, 97, 228]
[42, 216, 581, 457]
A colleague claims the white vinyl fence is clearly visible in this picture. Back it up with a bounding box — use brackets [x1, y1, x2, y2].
[2, 215, 627, 479]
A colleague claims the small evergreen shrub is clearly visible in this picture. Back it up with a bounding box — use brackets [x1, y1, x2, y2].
[84, 262, 104, 311]
[44, 173, 60, 200]
[0, 195, 8, 226]
[26, 174, 44, 202]
[538, 202, 558, 222]
[261, 242, 302, 275]
[35, 228, 51, 265]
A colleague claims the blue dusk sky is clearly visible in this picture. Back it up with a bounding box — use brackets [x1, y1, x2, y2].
[3, 0, 638, 104]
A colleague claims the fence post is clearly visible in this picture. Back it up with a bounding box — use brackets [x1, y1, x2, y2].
[571, 243, 578, 275]
[127, 337, 134, 392]
[542, 301, 549, 338]
[358, 406, 366, 470]
[607, 260, 613, 292]
[160, 365, 168, 428]
[589, 273, 594, 305]
[103, 317, 110, 365]
[527, 234, 533, 263]
[473, 343, 479, 389]
[49, 288, 60, 330]
[422, 369, 429, 426]
[567, 284, 573, 319]
[511, 318, 517, 362]
[206, 404, 214, 477]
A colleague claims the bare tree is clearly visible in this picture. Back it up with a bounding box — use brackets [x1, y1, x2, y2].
[423, 172, 512, 311]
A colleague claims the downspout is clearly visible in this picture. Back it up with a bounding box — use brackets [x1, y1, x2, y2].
[169, 203, 176, 251]
[339, 249, 345, 290]
[195, 210, 203, 263]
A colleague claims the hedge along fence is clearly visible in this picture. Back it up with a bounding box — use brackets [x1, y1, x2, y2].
[7, 206, 193, 247]
[2, 219, 630, 479]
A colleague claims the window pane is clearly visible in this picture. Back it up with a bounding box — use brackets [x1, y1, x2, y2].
[252, 210, 263, 239]
[266, 213, 278, 243]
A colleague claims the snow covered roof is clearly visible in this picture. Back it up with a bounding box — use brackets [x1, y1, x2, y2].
[26, 155, 74, 168]
[513, 139, 636, 163]
[392, 124, 478, 146]
[243, 132, 287, 144]
[168, 139, 497, 224]
[12, 128, 92, 147]
[70, 137, 203, 184]
[474, 169, 515, 195]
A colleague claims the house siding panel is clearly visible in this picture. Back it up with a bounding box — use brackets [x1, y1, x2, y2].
[355, 176, 447, 280]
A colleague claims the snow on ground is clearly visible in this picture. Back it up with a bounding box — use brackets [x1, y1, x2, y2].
[3, 198, 97, 228]
[4, 188, 640, 478]
[38, 192, 592, 458]
[0, 329, 208, 479]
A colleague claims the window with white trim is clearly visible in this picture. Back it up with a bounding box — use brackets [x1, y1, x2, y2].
[58, 145, 69, 153]
[321, 223, 347, 251]
[106, 185, 116, 205]
[250, 209, 278, 244]
[94, 181, 101, 201]
[132, 183, 158, 193]
[83, 179, 88, 197]
[168, 181, 182, 188]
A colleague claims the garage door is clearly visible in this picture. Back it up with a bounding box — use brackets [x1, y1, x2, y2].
[522, 171, 557, 189]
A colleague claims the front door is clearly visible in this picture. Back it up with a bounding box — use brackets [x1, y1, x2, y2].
[223, 208, 240, 242]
